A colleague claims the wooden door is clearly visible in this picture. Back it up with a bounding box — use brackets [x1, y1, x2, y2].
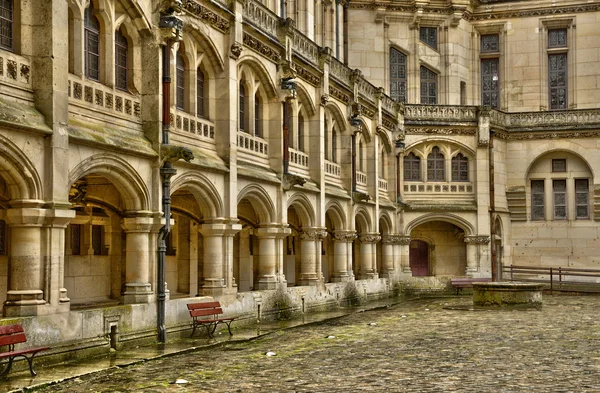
[409, 240, 429, 276]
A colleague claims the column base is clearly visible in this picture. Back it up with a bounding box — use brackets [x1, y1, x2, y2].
[298, 273, 319, 286]
[256, 276, 278, 290]
[360, 271, 378, 280]
[122, 283, 154, 304]
[330, 272, 351, 283]
[4, 290, 46, 316]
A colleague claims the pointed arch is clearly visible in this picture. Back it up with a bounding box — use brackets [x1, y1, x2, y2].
[170, 172, 223, 219]
[180, 16, 225, 75]
[404, 137, 476, 159]
[325, 103, 348, 134]
[325, 199, 347, 230]
[405, 213, 475, 237]
[295, 82, 316, 117]
[377, 128, 393, 153]
[354, 205, 372, 233]
[237, 57, 278, 99]
[378, 211, 393, 234]
[0, 134, 43, 202]
[287, 192, 315, 227]
[237, 184, 276, 223]
[69, 154, 150, 212]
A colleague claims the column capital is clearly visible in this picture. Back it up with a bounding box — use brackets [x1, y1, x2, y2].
[359, 232, 381, 244]
[121, 215, 158, 233]
[5, 207, 75, 227]
[397, 235, 411, 245]
[464, 236, 491, 244]
[333, 230, 357, 243]
[300, 227, 328, 241]
[381, 234, 398, 244]
[256, 225, 291, 238]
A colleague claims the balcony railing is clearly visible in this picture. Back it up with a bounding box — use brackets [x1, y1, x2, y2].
[0, 51, 32, 91]
[356, 171, 367, 186]
[68, 74, 141, 123]
[171, 110, 215, 141]
[378, 178, 388, 191]
[404, 105, 477, 123]
[243, 0, 278, 38]
[329, 57, 352, 87]
[404, 182, 473, 194]
[289, 148, 309, 167]
[292, 29, 319, 64]
[325, 160, 341, 177]
[238, 131, 268, 156]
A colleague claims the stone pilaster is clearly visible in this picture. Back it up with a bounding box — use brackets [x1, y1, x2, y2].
[256, 226, 285, 290]
[199, 223, 227, 294]
[121, 216, 156, 304]
[397, 235, 412, 275]
[358, 233, 381, 279]
[380, 235, 397, 278]
[298, 228, 327, 286]
[464, 236, 491, 277]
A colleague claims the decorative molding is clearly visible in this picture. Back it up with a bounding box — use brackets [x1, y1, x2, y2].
[466, 4, 600, 21]
[397, 236, 411, 246]
[405, 127, 476, 136]
[229, 43, 243, 60]
[333, 231, 358, 242]
[329, 85, 351, 104]
[405, 105, 478, 122]
[359, 233, 381, 244]
[464, 236, 491, 245]
[300, 228, 328, 241]
[242, 33, 281, 63]
[295, 65, 321, 87]
[182, 0, 231, 33]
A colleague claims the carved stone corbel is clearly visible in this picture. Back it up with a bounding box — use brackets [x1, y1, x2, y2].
[229, 43, 243, 60]
[282, 173, 306, 191]
[160, 144, 194, 167]
[353, 191, 371, 203]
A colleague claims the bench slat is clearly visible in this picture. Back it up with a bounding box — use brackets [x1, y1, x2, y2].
[0, 333, 27, 347]
[0, 325, 25, 335]
[190, 308, 223, 318]
[0, 346, 50, 360]
[187, 302, 221, 310]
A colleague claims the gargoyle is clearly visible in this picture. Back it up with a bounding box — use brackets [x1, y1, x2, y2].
[160, 144, 194, 167]
[353, 191, 371, 203]
[282, 173, 306, 191]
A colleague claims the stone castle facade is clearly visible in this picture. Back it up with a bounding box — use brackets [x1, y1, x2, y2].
[0, 0, 599, 351]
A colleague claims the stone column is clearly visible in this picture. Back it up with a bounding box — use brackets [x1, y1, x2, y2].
[256, 226, 279, 290]
[331, 230, 356, 282]
[223, 221, 242, 292]
[359, 233, 381, 279]
[298, 228, 326, 286]
[464, 236, 491, 277]
[121, 216, 155, 304]
[398, 236, 412, 275]
[4, 208, 46, 316]
[199, 223, 227, 295]
[380, 235, 396, 278]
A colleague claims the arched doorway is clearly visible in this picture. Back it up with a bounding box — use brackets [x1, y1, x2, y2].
[409, 240, 429, 276]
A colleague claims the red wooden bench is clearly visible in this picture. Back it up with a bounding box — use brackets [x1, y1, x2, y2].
[450, 277, 492, 295]
[0, 324, 50, 377]
[187, 301, 235, 338]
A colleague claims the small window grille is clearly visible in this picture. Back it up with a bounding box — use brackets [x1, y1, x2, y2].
[548, 29, 567, 48]
[404, 153, 421, 181]
[553, 180, 567, 220]
[0, 0, 13, 51]
[480, 34, 499, 53]
[531, 180, 545, 220]
[575, 179, 589, 219]
[419, 27, 437, 50]
[552, 159, 566, 172]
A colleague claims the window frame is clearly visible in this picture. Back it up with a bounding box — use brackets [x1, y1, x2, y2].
[197, 68, 205, 118]
[239, 82, 245, 131]
[530, 179, 545, 221]
[419, 27, 437, 50]
[175, 51, 185, 111]
[575, 178, 590, 220]
[0, 0, 14, 51]
[84, 4, 101, 82]
[551, 159, 567, 173]
[254, 93, 261, 138]
[389, 47, 407, 103]
[451, 153, 469, 182]
[404, 152, 421, 182]
[427, 147, 445, 182]
[552, 179, 567, 220]
[114, 29, 128, 92]
[420, 66, 437, 105]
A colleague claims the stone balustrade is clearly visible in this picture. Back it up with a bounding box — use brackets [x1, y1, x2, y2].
[405, 105, 478, 122]
[171, 110, 215, 141]
[357, 76, 377, 106]
[68, 74, 141, 123]
[356, 171, 367, 186]
[292, 30, 319, 64]
[329, 57, 352, 87]
[325, 160, 341, 177]
[237, 131, 268, 156]
[0, 52, 32, 91]
[243, 0, 278, 38]
[289, 148, 309, 167]
[378, 178, 388, 191]
[404, 182, 473, 194]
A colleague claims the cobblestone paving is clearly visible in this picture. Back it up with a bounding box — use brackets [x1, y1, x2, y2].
[37, 296, 600, 392]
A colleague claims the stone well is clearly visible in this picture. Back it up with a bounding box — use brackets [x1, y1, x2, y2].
[472, 282, 544, 308]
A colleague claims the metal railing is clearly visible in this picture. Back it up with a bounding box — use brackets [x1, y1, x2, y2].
[501, 265, 600, 293]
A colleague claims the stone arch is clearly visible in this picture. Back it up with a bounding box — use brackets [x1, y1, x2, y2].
[287, 193, 315, 227]
[0, 134, 43, 202]
[378, 211, 393, 233]
[180, 17, 225, 75]
[325, 200, 346, 230]
[405, 213, 474, 237]
[354, 205, 372, 232]
[524, 144, 595, 181]
[355, 117, 372, 144]
[325, 103, 348, 134]
[68, 154, 150, 212]
[377, 128, 393, 153]
[295, 83, 316, 117]
[237, 184, 276, 224]
[170, 172, 223, 219]
[237, 57, 278, 99]
[405, 137, 476, 159]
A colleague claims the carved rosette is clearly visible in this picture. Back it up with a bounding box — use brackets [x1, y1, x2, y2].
[359, 233, 381, 244]
[333, 231, 358, 243]
[464, 236, 491, 245]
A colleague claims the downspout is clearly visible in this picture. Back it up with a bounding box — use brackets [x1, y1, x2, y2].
[158, 43, 176, 344]
[283, 100, 290, 174]
[335, 0, 340, 59]
[489, 130, 497, 281]
[351, 132, 357, 191]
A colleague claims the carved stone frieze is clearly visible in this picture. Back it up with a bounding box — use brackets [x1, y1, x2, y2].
[405, 127, 476, 136]
[333, 231, 358, 242]
[300, 228, 328, 241]
[243, 33, 281, 63]
[182, 0, 230, 33]
[295, 65, 320, 87]
[466, 4, 600, 21]
[359, 233, 381, 244]
[329, 85, 351, 104]
[405, 105, 477, 122]
[464, 236, 491, 245]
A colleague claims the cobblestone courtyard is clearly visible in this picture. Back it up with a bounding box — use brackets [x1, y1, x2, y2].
[33, 296, 600, 392]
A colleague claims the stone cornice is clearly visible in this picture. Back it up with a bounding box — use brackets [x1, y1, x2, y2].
[242, 32, 282, 63]
[405, 127, 476, 136]
[182, 0, 231, 34]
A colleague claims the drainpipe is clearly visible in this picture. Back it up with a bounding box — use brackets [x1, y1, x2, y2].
[283, 100, 290, 174]
[489, 130, 497, 281]
[351, 132, 357, 191]
[157, 42, 176, 344]
[335, 0, 341, 59]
